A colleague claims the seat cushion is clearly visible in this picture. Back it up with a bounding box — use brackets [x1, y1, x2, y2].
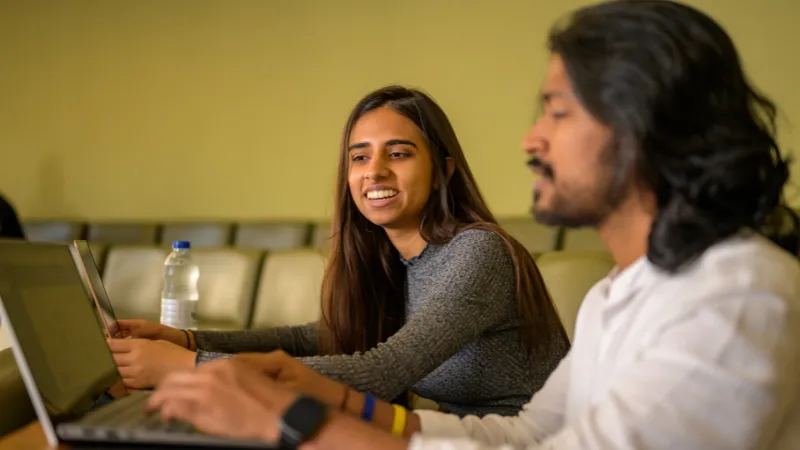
[161, 223, 233, 249]
[251, 250, 327, 329]
[536, 250, 615, 341]
[234, 223, 311, 251]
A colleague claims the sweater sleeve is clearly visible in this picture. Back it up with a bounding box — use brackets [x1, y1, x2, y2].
[193, 322, 319, 364]
[298, 230, 516, 401]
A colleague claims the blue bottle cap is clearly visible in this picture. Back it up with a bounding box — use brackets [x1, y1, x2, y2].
[172, 241, 191, 249]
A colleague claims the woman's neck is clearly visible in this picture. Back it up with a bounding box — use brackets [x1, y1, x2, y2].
[384, 227, 428, 261]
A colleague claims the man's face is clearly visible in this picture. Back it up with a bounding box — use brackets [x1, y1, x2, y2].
[523, 54, 625, 228]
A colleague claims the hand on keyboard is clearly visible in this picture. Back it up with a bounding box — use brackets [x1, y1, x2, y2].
[146, 359, 298, 443]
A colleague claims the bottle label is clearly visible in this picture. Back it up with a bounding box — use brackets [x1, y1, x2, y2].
[160, 298, 198, 330]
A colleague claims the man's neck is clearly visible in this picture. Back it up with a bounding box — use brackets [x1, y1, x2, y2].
[384, 226, 427, 261]
[597, 193, 655, 271]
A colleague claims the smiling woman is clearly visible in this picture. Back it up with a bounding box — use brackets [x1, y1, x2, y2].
[345, 107, 440, 249]
[108, 85, 570, 418]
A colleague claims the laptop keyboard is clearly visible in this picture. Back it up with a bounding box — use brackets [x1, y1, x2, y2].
[59, 390, 273, 448]
[140, 412, 196, 433]
[77, 390, 196, 433]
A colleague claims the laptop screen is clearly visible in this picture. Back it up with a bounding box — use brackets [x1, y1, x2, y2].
[70, 240, 121, 338]
[0, 242, 121, 423]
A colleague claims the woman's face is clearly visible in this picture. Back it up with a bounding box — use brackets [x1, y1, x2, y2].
[347, 107, 434, 231]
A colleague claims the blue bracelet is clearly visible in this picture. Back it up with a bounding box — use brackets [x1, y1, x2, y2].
[361, 393, 377, 422]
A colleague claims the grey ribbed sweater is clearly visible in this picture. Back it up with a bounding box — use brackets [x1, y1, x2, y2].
[193, 229, 569, 417]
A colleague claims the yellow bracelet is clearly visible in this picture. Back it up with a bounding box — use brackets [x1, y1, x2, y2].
[391, 404, 407, 437]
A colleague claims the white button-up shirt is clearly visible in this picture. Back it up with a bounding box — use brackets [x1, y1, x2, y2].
[410, 233, 800, 450]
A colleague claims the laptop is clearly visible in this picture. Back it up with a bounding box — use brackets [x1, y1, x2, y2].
[68, 240, 121, 338]
[0, 241, 272, 448]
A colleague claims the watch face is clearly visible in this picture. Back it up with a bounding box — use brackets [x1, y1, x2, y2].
[280, 396, 329, 447]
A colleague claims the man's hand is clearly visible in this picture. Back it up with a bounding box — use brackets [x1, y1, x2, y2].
[147, 359, 297, 442]
[235, 351, 350, 408]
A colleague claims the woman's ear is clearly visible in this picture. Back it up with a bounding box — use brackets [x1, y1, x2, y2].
[445, 157, 455, 181]
[433, 157, 456, 190]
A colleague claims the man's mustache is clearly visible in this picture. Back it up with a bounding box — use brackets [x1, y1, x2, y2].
[527, 157, 554, 180]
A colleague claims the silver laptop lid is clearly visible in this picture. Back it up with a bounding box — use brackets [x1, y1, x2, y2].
[0, 241, 123, 447]
[69, 240, 121, 338]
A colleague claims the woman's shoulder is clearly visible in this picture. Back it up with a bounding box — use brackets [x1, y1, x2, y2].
[436, 227, 511, 265]
[448, 227, 507, 247]
[408, 227, 517, 305]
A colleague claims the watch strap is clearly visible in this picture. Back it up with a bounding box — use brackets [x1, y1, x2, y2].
[278, 396, 329, 449]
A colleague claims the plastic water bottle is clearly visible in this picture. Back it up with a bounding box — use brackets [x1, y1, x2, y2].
[160, 241, 200, 330]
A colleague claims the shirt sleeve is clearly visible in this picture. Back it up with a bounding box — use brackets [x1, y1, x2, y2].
[415, 351, 571, 447]
[410, 291, 800, 449]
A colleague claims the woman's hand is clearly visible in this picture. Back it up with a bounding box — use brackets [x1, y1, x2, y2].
[147, 359, 297, 442]
[108, 339, 196, 389]
[235, 351, 349, 408]
[115, 319, 189, 347]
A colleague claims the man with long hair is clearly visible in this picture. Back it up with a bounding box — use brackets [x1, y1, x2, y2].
[147, 1, 800, 448]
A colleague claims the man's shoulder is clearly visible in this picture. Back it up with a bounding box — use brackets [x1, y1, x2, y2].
[652, 233, 800, 305]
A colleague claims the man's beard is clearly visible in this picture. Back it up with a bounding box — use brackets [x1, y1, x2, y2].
[528, 157, 627, 229]
[532, 191, 611, 228]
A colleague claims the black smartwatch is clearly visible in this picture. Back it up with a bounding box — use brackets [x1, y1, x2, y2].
[278, 396, 329, 449]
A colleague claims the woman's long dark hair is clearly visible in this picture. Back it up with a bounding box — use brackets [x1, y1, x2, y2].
[318, 85, 567, 359]
[548, 0, 798, 271]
